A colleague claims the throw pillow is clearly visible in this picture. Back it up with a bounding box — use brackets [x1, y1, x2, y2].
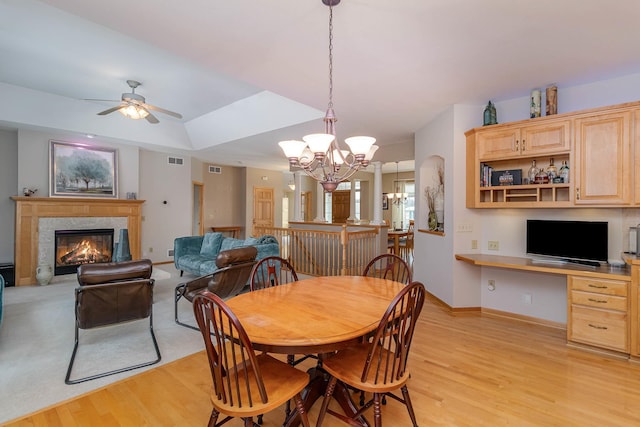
[200, 232, 224, 257]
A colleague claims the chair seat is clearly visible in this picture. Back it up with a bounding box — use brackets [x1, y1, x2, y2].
[322, 343, 411, 394]
[213, 353, 309, 418]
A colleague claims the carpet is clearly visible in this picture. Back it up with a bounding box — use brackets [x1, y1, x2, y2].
[0, 265, 204, 424]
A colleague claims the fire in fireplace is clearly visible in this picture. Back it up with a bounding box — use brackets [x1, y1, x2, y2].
[54, 228, 114, 275]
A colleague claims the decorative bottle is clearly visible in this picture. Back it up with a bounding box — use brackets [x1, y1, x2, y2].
[527, 160, 539, 184]
[483, 101, 492, 126]
[559, 160, 570, 183]
[546, 158, 558, 180]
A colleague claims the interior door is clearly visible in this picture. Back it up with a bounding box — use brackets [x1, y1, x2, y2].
[331, 190, 350, 223]
[253, 187, 274, 235]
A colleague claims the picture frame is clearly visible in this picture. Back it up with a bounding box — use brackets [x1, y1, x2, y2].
[382, 193, 389, 210]
[49, 140, 118, 198]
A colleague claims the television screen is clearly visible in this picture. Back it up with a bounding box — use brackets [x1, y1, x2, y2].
[526, 219, 608, 264]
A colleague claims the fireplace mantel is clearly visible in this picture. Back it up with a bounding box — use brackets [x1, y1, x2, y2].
[11, 197, 144, 286]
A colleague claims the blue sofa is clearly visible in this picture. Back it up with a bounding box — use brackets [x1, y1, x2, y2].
[174, 233, 279, 277]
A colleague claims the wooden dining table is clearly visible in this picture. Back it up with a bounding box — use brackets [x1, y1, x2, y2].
[226, 275, 406, 426]
[388, 229, 409, 255]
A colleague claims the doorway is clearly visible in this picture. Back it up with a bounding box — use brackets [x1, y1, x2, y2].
[192, 181, 204, 236]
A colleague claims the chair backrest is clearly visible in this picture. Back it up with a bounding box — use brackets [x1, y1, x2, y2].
[362, 253, 412, 284]
[249, 256, 298, 291]
[192, 291, 268, 407]
[208, 247, 258, 298]
[361, 281, 425, 385]
[75, 259, 154, 329]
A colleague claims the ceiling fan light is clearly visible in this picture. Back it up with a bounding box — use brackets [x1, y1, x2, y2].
[119, 104, 149, 120]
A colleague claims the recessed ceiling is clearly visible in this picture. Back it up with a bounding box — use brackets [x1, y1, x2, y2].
[2, 0, 640, 172]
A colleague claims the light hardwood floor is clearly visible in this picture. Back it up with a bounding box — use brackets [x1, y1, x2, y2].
[4, 297, 640, 426]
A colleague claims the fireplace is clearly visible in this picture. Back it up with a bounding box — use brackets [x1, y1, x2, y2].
[54, 228, 114, 275]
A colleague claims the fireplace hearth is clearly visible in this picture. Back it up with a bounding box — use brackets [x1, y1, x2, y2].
[54, 228, 114, 275]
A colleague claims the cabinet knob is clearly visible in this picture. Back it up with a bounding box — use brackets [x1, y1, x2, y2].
[587, 283, 607, 289]
[521, 139, 526, 151]
[588, 298, 607, 303]
[588, 323, 608, 330]
[514, 140, 519, 152]
[576, 187, 580, 200]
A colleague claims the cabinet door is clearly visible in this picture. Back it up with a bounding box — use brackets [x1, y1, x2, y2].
[520, 120, 571, 155]
[476, 128, 519, 161]
[574, 111, 632, 205]
[635, 110, 640, 205]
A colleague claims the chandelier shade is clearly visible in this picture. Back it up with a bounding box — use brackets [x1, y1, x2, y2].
[278, 0, 377, 192]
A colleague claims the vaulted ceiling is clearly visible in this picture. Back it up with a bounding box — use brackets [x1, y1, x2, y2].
[2, 0, 640, 173]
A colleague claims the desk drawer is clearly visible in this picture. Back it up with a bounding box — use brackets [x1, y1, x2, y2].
[569, 305, 628, 352]
[570, 290, 627, 312]
[570, 276, 628, 297]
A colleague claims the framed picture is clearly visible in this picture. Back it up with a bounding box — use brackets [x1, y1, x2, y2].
[49, 140, 118, 198]
[382, 193, 389, 210]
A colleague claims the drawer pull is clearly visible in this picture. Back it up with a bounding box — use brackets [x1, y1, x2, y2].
[587, 284, 607, 289]
[588, 324, 608, 330]
[587, 298, 607, 304]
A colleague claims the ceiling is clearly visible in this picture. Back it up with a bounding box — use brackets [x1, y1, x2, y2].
[2, 0, 640, 174]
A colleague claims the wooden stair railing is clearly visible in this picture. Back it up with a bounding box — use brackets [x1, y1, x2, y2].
[253, 225, 379, 277]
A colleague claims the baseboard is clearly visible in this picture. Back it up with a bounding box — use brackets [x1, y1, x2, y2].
[426, 291, 565, 329]
[481, 307, 566, 330]
[566, 341, 629, 360]
[152, 260, 174, 266]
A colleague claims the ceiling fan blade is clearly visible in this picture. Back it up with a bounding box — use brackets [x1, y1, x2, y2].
[97, 104, 126, 115]
[144, 111, 159, 124]
[145, 103, 183, 119]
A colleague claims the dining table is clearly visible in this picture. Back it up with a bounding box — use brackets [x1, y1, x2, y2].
[226, 275, 406, 427]
[388, 229, 409, 255]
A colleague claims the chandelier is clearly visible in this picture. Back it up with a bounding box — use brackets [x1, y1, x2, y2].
[387, 161, 407, 205]
[278, 0, 378, 192]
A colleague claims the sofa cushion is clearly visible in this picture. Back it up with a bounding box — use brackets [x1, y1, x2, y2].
[220, 237, 248, 252]
[179, 255, 211, 274]
[200, 232, 224, 257]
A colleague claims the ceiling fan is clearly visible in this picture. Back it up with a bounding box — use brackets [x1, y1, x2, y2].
[91, 80, 183, 124]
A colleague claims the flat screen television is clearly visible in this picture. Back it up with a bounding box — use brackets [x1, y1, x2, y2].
[526, 219, 608, 266]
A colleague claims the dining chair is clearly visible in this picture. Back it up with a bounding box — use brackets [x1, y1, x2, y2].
[250, 255, 315, 384]
[316, 281, 426, 427]
[399, 220, 415, 263]
[249, 255, 298, 291]
[192, 290, 311, 427]
[175, 246, 257, 330]
[362, 253, 412, 285]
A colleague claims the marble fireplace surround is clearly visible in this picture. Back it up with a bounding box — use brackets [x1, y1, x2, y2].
[11, 197, 144, 286]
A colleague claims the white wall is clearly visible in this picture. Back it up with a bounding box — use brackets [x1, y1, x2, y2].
[0, 130, 18, 263]
[416, 72, 640, 323]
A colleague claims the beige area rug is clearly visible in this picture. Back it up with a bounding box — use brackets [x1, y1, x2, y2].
[0, 265, 204, 424]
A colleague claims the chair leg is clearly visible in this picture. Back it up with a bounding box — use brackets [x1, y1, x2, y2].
[316, 376, 337, 427]
[208, 408, 218, 427]
[65, 314, 162, 384]
[174, 284, 199, 331]
[400, 385, 419, 427]
[373, 393, 383, 427]
[293, 392, 310, 427]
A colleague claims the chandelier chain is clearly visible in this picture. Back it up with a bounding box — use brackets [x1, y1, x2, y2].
[327, 4, 334, 110]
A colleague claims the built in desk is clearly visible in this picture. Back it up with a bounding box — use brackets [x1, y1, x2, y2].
[456, 253, 640, 359]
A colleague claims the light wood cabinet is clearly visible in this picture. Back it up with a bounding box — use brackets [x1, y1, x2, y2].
[568, 275, 629, 353]
[574, 110, 632, 205]
[477, 120, 570, 161]
[467, 100, 640, 208]
[466, 119, 572, 208]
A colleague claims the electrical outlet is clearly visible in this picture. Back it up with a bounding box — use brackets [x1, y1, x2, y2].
[488, 280, 496, 291]
[471, 239, 478, 249]
[168, 249, 174, 257]
[488, 240, 499, 251]
[523, 293, 532, 304]
[148, 247, 153, 253]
